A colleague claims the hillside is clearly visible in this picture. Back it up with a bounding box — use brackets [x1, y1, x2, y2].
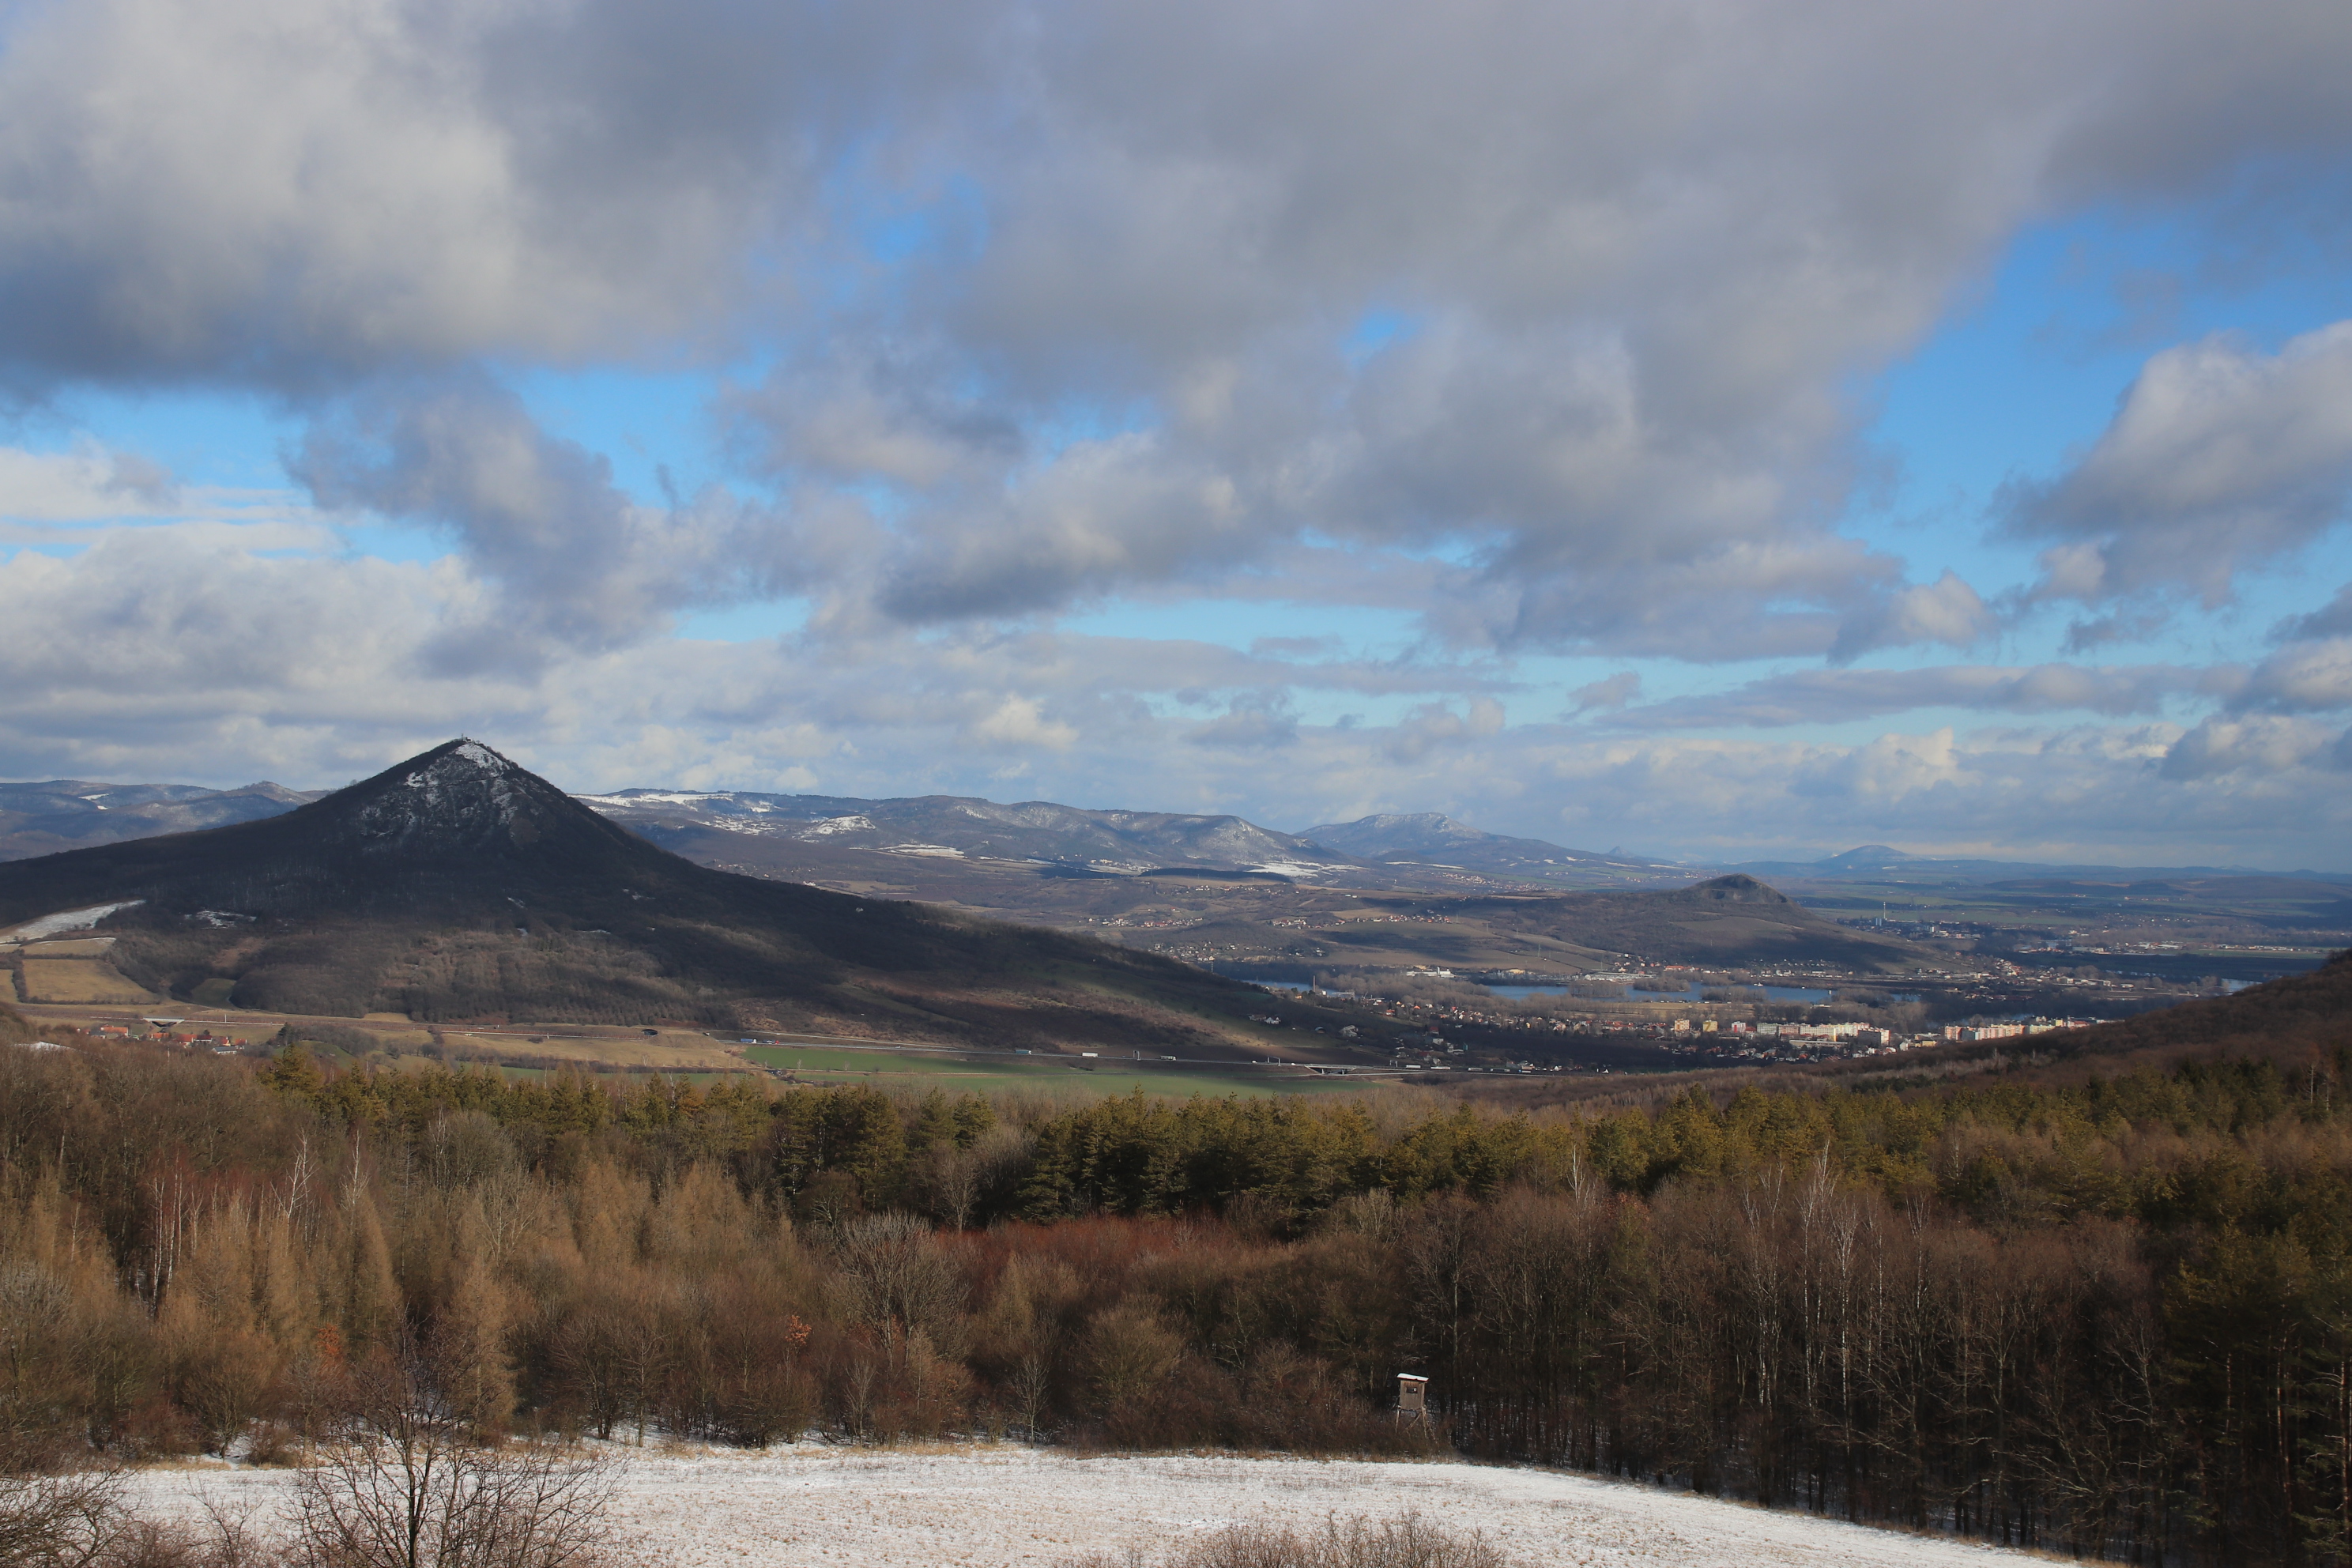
[0, 741, 1338, 1053]
[2042, 945, 2352, 1068]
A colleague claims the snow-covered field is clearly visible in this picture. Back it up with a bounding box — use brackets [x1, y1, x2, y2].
[123, 1445, 2040, 1567]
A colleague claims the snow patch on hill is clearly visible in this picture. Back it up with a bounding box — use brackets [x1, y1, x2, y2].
[0, 900, 143, 942]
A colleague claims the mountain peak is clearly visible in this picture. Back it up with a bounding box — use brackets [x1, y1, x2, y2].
[0, 739, 658, 926]
[1818, 844, 1915, 868]
[1362, 812, 1487, 839]
[1674, 873, 1792, 906]
[326, 741, 588, 854]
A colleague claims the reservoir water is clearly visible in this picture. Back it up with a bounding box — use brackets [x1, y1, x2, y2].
[1487, 980, 1837, 1004]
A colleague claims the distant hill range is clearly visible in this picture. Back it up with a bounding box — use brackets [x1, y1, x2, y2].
[585, 790, 1691, 891]
[0, 741, 1329, 1052]
[1734, 842, 2352, 886]
[579, 788, 1361, 880]
[1302, 811, 1690, 886]
[0, 778, 324, 861]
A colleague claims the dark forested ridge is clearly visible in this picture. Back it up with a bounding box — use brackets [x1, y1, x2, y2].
[2, 951, 2349, 1564]
[0, 740, 1328, 1052]
[2041, 945, 2352, 1067]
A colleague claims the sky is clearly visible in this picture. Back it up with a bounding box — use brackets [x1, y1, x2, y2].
[2, 0, 2350, 870]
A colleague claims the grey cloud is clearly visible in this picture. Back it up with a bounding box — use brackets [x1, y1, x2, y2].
[292, 375, 801, 662]
[1828, 572, 1995, 664]
[2005, 322, 2352, 611]
[0, 0, 978, 389]
[2158, 714, 2342, 779]
[2230, 638, 2352, 714]
[2275, 583, 2352, 643]
[1185, 696, 1298, 750]
[873, 435, 1261, 621]
[1606, 662, 2218, 730]
[1566, 672, 1641, 715]
[1383, 699, 1504, 763]
[729, 349, 1023, 489]
[840, 0, 2352, 646]
[7, 0, 2352, 661]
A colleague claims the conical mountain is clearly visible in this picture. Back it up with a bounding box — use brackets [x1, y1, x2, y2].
[0, 741, 1295, 1048]
[0, 739, 677, 920]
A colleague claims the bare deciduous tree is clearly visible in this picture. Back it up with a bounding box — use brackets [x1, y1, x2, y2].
[290, 1345, 613, 1568]
[0, 1467, 124, 1568]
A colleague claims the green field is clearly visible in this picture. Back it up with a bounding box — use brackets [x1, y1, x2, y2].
[741, 1044, 1363, 1098]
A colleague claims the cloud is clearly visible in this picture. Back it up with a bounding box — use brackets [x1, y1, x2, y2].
[0, 0, 967, 387]
[967, 695, 1077, 750]
[1185, 695, 1298, 750]
[2159, 714, 2343, 779]
[292, 375, 800, 662]
[2230, 638, 2352, 714]
[2005, 322, 2352, 611]
[1566, 672, 1642, 715]
[9, 0, 2352, 867]
[0, 0, 2301, 653]
[1384, 699, 1504, 763]
[1604, 662, 2218, 730]
[1828, 572, 1996, 663]
[2, 527, 2348, 867]
[2275, 582, 2352, 643]
[0, 441, 180, 518]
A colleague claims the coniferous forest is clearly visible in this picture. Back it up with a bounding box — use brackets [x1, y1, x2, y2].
[3, 978, 2350, 1566]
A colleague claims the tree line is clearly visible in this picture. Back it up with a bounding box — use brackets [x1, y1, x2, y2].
[1, 1012, 2348, 1564]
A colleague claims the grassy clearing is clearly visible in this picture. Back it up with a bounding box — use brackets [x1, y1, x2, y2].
[432, 1027, 744, 1070]
[743, 1043, 1362, 1098]
[19, 937, 117, 957]
[20, 957, 156, 1003]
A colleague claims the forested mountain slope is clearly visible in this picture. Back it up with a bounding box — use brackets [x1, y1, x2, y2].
[2, 1008, 2349, 1563]
[2050, 944, 2352, 1068]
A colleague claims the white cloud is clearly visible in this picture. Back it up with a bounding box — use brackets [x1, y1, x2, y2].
[2007, 322, 2352, 612]
[967, 695, 1076, 751]
[0, 441, 178, 518]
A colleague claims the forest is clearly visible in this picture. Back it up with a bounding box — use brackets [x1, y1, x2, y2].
[1, 978, 2348, 1567]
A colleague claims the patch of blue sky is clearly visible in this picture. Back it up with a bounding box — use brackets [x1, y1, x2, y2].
[1023, 397, 1155, 466]
[1059, 596, 1431, 659]
[854, 172, 989, 270]
[24, 386, 303, 489]
[331, 520, 452, 568]
[0, 541, 90, 562]
[674, 599, 812, 643]
[502, 364, 734, 507]
[1344, 307, 1420, 365]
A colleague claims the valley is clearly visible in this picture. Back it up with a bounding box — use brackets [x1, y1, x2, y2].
[1, 745, 2339, 1090]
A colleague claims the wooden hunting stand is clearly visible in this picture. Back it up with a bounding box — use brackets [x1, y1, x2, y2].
[1395, 1372, 1429, 1427]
